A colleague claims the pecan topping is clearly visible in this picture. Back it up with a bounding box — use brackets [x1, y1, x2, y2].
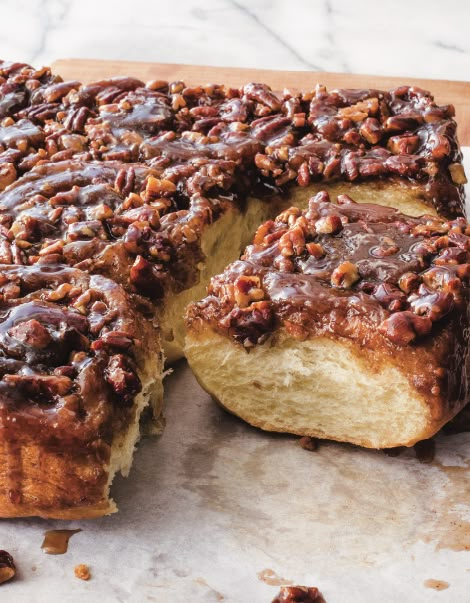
[330, 261, 359, 288]
[187, 191, 470, 355]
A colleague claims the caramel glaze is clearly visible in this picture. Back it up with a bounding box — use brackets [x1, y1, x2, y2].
[0, 64, 462, 215]
[0, 262, 151, 510]
[0, 60, 465, 307]
[41, 529, 81, 554]
[187, 192, 470, 421]
[0, 159, 232, 299]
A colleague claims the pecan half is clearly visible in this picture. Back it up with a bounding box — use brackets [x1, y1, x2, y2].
[0, 550, 15, 585]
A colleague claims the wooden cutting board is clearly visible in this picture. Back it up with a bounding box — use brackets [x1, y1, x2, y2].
[52, 58, 470, 145]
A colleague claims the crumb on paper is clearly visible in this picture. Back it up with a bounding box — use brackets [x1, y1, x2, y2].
[299, 436, 318, 452]
[423, 579, 449, 590]
[271, 585, 325, 602]
[74, 564, 91, 581]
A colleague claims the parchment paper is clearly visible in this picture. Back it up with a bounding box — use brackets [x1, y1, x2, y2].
[1, 154, 469, 603]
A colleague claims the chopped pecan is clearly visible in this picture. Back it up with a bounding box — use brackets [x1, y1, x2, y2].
[43, 80, 80, 103]
[330, 261, 360, 288]
[449, 162, 467, 185]
[105, 354, 141, 405]
[4, 374, 73, 396]
[8, 319, 51, 348]
[296, 162, 310, 187]
[359, 117, 382, 144]
[388, 134, 419, 155]
[74, 564, 91, 581]
[243, 83, 281, 111]
[0, 163, 16, 191]
[378, 311, 432, 345]
[306, 242, 325, 258]
[91, 331, 135, 352]
[409, 287, 453, 321]
[315, 214, 343, 235]
[234, 275, 265, 307]
[279, 225, 305, 257]
[398, 271, 421, 293]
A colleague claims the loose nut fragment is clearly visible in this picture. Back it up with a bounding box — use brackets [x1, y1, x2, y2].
[74, 564, 91, 581]
[299, 436, 318, 452]
[449, 163, 467, 185]
[331, 261, 360, 288]
[272, 585, 324, 603]
[0, 550, 15, 585]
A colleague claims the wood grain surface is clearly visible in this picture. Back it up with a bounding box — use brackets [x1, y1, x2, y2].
[52, 59, 470, 145]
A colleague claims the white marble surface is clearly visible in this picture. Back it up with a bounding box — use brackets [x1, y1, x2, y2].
[1, 0, 470, 80]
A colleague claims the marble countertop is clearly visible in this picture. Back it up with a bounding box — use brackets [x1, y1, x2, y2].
[2, 0, 469, 80]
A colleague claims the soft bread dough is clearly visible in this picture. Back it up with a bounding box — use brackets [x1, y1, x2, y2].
[185, 330, 445, 449]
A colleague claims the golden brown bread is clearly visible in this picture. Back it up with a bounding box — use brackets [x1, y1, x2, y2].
[185, 192, 470, 448]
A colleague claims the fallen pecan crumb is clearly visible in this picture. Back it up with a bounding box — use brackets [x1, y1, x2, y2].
[272, 585, 325, 603]
[299, 436, 318, 452]
[0, 550, 16, 585]
[74, 563, 91, 581]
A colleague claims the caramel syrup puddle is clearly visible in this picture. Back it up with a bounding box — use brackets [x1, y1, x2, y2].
[423, 579, 450, 590]
[41, 529, 81, 555]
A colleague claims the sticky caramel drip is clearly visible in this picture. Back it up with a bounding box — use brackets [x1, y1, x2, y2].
[41, 529, 81, 555]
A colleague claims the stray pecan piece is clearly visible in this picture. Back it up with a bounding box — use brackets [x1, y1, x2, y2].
[0, 551, 15, 585]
